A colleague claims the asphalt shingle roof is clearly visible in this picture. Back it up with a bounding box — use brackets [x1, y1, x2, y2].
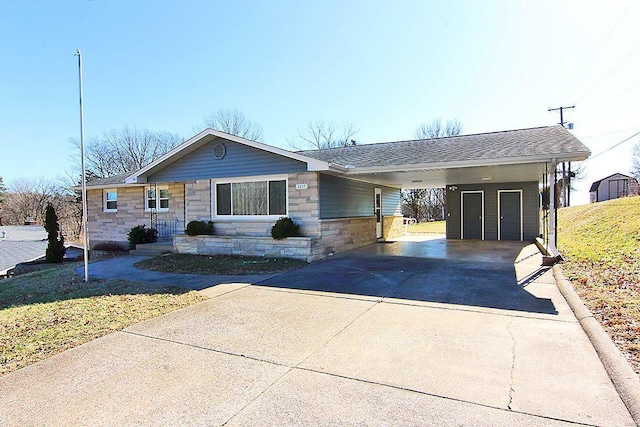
[298, 125, 589, 168]
[86, 173, 130, 187]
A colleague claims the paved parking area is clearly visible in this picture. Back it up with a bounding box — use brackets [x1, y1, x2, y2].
[0, 239, 634, 426]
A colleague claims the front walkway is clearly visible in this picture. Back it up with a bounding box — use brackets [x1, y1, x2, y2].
[0, 239, 634, 426]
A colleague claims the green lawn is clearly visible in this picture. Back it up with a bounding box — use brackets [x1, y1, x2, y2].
[0, 263, 205, 376]
[134, 254, 307, 275]
[558, 196, 640, 375]
[406, 220, 446, 234]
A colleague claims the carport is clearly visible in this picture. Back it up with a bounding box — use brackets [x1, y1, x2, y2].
[304, 125, 590, 255]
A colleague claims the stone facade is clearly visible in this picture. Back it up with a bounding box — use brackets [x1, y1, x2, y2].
[184, 180, 211, 222]
[383, 215, 405, 240]
[316, 217, 377, 256]
[88, 173, 390, 260]
[87, 183, 185, 249]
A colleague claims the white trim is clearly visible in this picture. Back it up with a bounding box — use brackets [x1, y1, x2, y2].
[461, 190, 484, 240]
[374, 188, 382, 238]
[103, 189, 118, 213]
[144, 184, 170, 212]
[125, 129, 331, 184]
[497, 190, 523, 241]
[212, 175, 289, 219]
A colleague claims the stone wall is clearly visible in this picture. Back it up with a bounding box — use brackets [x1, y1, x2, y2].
[316, 217, 377, 256]
[383, 215, 405, 240]
[174, 235, 323, 262]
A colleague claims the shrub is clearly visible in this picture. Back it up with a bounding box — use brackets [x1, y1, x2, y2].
[185, 220, 214, 236]
[271, 217, 301, 240]
[44, 204, 66, 263]
[127, 225, 158, 249]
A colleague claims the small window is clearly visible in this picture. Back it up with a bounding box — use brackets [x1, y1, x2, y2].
[146, 186, 169, 211]
[104, 189, 117, 212]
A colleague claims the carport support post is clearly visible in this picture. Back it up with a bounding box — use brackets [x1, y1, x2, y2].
[548, 159, 558, 251]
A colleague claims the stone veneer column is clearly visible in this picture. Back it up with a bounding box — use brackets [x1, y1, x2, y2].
[184, 180, 211, 223]
[288, 172, 321, 237]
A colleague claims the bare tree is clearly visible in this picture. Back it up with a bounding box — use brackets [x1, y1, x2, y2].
[289, 120, 360, 150]
[0, 176, 83, 241]
[201, 109, 264, 141]
[404, 118, 463, 221]
[71, 127, 183, 179]
[415, 118, 463, 139]
[1, 177, 59, 225]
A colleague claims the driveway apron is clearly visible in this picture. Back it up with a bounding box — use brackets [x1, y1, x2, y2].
[0, 239, 634, 426]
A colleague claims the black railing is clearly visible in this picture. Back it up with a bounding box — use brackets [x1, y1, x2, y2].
[154, 219, 181, 240]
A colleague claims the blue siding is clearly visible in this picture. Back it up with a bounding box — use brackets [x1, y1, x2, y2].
[148, 139, 307, 182]
[319, 174, 401, 219]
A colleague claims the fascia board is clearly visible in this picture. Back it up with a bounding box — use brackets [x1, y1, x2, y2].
[345, 152, 591, 174]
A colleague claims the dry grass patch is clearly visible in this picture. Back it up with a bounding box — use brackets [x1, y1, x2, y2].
[134, 254, 307, 275]
[558, 196, 640, 375]
[406, 221, 446, 234]
[0, 263, 205, 376]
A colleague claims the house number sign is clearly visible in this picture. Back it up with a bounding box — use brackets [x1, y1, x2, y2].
[296, 183, 308, 190]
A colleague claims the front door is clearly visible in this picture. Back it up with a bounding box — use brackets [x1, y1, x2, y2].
[499, 190, 522, 240]
[375, 188, 382, 238]
[461, 191, 484, 240]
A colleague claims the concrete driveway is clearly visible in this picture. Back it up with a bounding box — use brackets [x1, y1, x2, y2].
[0, 238, 634, 426]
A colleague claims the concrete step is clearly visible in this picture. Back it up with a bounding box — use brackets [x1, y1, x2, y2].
[129, 242, 174, 256]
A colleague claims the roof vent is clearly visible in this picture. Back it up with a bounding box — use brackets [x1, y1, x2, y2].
[213, 142, 226, 160]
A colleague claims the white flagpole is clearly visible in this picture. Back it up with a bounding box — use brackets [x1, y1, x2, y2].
[75, 49, 89, 282]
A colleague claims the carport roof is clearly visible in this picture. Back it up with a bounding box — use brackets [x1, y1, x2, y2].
[299, 125, 590, 188]
[299, 125, 589, 169]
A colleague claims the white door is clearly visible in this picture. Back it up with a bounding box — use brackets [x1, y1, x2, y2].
[375, 188, 382, 238]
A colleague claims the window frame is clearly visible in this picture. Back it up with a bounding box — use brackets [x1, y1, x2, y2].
[145, 185, 170, 212]
[103, 189, 118, 213]
[212, 175, 288, 220]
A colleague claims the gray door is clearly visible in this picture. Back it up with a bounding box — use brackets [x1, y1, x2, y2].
[499, 191, 522, 240]
[462, 192, 483, 240]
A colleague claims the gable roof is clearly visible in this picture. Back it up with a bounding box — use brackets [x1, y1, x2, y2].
[589, 172, 638, 192]
[299, 125, 589, 171]
[125, 129, 339, 184]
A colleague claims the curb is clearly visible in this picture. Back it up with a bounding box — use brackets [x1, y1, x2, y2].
[553, 265, 640, 426]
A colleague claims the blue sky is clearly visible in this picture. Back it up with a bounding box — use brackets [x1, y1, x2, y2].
[1, 0, 639, 204]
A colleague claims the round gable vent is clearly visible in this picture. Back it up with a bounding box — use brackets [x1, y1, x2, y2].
[213, 142, 226, 160]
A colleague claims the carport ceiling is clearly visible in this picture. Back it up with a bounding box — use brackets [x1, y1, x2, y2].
[347, 162, 548, 189]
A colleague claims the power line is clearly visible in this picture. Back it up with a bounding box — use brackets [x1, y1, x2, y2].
[585, 79, 640, 120]
[577, 40, 640, 105]
[558, 0, 635, 100]
[584, 130, 640, 162]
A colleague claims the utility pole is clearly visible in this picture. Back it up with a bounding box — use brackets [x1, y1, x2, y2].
[548, 105, 575, 207]
[548, 105, 575, 128]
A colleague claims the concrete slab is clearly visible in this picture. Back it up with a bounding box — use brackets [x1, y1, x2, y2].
[126, 286, 376, 366]
[227, 368, 586, 427]
[301, 301, 633, 426]
[0, 331, 288, 427]
[509, 317, 633, 426]
[301, 301, 516, 408]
